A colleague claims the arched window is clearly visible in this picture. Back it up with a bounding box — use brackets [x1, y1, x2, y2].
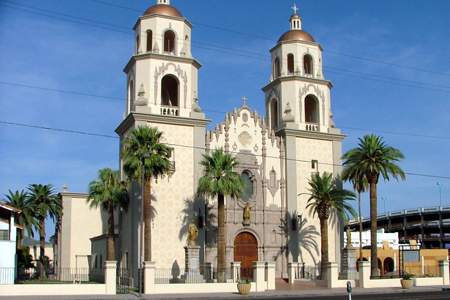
[135, 36, 140, 54]
[270, 98, 278, 130]
[304, 95, 319, 123]
[184, 35, 190, 56]
[161, 75, 179, 107]
[128, 80, 134, 112]
[303, 54, 313, 75]
[164, 30, 175, 54]
[146, 30, 152, 52]
[287, 54, 294, 74]
[273, 58, 280, 78]
[241, 172, 253, 202]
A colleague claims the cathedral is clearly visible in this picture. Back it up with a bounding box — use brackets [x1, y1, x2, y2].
[57, 0, 345, 283]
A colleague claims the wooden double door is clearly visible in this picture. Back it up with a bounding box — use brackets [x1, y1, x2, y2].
[234, 232, 258, 279]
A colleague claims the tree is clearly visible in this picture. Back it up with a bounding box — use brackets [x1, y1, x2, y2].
[17, 245, 35, 271]
[342, 134, 405, 276]
[196, 148, 245, 281]
[2, 189, 38, 248]
[341, 166, 368, 267]
[121, 126, 171, 261]
[27, 184, 61, 277]
[303, 172, 357, 279]
[87, 168, 129, 261]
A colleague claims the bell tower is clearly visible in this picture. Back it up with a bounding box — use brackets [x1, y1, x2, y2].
[262, 6, 345, 270]
[123, 0, 203, 118]
[262, 5, 336, 134]
[116, 0, 209, 275]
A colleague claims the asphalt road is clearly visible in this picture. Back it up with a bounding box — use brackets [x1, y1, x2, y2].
[254, 290, 450, 300]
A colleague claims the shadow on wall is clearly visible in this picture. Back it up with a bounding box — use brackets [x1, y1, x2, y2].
[279, 211, 320, 266]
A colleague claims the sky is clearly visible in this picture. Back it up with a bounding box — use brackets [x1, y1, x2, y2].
[1, 0, 450, 240]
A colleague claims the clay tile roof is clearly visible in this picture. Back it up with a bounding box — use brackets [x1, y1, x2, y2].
[0, 202, 22, 213]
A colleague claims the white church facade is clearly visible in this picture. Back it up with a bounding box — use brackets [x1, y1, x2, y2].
[57, 0, 346, 282]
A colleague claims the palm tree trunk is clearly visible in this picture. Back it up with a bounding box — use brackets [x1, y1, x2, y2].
[369, 181, 378, 277]
[358, 191, 363, 268]
[107, 203, 115, 261]
[217, 194, 226, 282]
[319, 217, 328, 280]
[144, 176, 152, 262]
[39, 216, 46, 279]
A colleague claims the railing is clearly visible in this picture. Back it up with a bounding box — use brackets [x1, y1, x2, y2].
[13, 268, 105, 284]
[300, 265, 321, 280]
[160, 105, 178, 116]
[155, 266, 232, 284]
[305, 123, 319, 132]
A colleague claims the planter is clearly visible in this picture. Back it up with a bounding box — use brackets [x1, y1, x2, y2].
[237, 283, 251, 295]
[401, 279, 413, 289]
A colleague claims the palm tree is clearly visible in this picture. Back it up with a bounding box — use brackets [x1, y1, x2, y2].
[121, 126, 171, 261]
[87, 168, 129, 261]
[3, 189, 38, 248]
[341, 167, 368, 267]
[303, 172, 357, 279]
[342, 134, 405, 277]
[27, 183, 61, 276]
[196, 148, 245, 281]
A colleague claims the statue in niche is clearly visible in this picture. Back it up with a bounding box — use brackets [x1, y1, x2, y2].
[243, 202, 251, 225]
[188, 220, 198, 246]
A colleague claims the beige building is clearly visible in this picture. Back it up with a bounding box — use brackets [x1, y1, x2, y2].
[57, 0, 346, 283]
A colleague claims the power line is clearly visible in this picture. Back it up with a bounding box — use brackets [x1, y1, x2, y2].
[5, 0, 450, 83]
[0, 81, 124, 101]
[0, 121, 118, 139]
[1, 120, 450, 180]
[86, 0, 450, 77]
[2, 80, 450, 141]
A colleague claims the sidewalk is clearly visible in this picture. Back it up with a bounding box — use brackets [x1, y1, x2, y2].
[1, 284, 448, 300]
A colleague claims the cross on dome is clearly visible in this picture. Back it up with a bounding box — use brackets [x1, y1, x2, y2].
[241, 96, 248, 106]
[291, 4, 298, 14]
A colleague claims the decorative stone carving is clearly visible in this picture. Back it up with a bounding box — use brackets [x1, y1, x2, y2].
[238, 131, 252, 148]
[243, 202, 251, 226]
[188, 220, 198, 246]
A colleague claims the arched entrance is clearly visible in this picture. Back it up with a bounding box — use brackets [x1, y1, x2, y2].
[234, 232, 258, 279]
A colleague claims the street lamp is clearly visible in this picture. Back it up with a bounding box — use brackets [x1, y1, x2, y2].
[437, 182, 444, 207]
[139, 153, 150, 298]
[381, 197, 388, 214]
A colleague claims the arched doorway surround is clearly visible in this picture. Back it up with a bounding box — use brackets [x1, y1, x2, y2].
[234, 232, 258, 279]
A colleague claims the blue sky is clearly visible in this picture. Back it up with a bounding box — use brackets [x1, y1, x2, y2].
[1, 0, 449, 240]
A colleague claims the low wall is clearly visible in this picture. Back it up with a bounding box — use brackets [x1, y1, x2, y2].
[154, 282, 256, 294]
[0, 284, 106, 296]
[414, 277, 444, 286]
[365, 278, 401, 288]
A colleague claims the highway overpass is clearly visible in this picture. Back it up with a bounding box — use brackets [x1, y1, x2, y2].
[345, 206, 450, 249]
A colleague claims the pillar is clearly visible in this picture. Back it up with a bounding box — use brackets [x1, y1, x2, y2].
[327, 262, 338, 288]
[287, 262, 295, 283]
[231, 262, 241, 282]
[104, 261, 117, 295]
[358, 261, 370, 288]
[439, 260, 449, 285]
[143, 261, 155, 294]
[253, 262, 265, 292]
[265, 262, 276, 290]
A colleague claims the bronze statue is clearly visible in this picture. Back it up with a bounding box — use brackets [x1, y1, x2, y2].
[243, 202, 251, 224]
[346, 227, 355, 248]
[188, 220, 198, 246]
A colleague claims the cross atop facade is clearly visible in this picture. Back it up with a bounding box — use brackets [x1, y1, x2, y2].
[241, 96, 248, 106]
[291, 3, 298, 14]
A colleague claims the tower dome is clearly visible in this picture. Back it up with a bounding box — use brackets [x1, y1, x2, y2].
[277, 29, 315, 43]
[143, 0, 183, 18]
[278, 5, 315, 43]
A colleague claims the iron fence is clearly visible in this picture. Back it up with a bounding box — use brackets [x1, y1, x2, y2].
[155, 265, 232, 284]
[298, 265, 321, 280]
[15, 268, 104, 284]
